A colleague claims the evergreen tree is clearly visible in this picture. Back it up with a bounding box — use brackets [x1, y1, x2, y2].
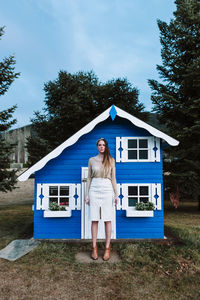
[148, 0, 200, 207]
[0, 26, 20, 192]
[27, 70, 148, 165]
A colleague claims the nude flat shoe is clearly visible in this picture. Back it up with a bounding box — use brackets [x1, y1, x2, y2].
[91, 246, 98, 260]
[103, 246, 111, 261]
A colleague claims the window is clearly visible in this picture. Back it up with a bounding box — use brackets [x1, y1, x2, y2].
[128, 185, 150, 208]
[116, 136, 160, 162]
[117, 183, 161, 217]
[128, 138, 148, 160]
[36, 183, 81, 212]
[49, 186, 70, 207]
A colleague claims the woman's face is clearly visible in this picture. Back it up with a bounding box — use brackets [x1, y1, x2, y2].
[97, 140, 106, 154]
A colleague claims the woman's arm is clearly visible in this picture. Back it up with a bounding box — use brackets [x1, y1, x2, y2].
[85, 158, 92, 203]
[111, 158, 118, 202]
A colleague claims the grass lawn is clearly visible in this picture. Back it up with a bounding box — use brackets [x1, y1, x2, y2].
[0, 202, 200, 300]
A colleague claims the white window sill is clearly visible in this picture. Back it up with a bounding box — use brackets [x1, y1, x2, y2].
[44, 210, 72, 218]
[126, 210, 154, 217]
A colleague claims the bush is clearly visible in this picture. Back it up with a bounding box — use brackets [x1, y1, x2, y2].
[49, 202, 66, 211]
[136, 201, 155, 210]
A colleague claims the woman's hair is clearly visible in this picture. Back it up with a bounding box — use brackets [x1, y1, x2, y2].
[96, 138, 113, 174]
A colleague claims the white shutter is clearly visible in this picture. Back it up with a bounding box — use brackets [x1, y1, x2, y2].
[42, 184, 49, 210]
[149, 136, 155, 162]
[116, 183, 122, 210]
[116, 137, 121, 162]
[76, 184, 81, 210]
[36, 184, 49, 210]
[149, 137, 160, 162]
[151, 183, 162, 210]
[121, 184, 128, 209]
[156, 183, 162, 209]
[121, 137, 127, 162]
[69, 184, 76, 210]
[36, 184, 42, 210]
[154, 137, 160, 162]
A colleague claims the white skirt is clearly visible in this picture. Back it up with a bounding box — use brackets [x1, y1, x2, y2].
[89, 178, 114, 221]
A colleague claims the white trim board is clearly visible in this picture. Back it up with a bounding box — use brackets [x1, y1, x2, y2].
[18, 105, 179, 181]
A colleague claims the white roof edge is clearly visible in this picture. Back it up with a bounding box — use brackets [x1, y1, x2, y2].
[18, 105, 179, 181]
[18, 107, 111, 181]
[116, 106, 179, 146]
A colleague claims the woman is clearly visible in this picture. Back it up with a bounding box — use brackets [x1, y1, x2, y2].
[85, 138, 118, 261]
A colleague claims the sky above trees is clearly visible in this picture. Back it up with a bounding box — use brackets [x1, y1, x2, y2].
[0, 0, 175, 129]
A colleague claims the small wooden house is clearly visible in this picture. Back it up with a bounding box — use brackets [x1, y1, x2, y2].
[18, 105, 179, 240]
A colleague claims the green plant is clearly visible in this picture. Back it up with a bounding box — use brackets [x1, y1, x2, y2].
[136, 201, 155, 211]
[49, 202, 66, 211]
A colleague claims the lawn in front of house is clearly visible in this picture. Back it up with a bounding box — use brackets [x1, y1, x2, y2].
[0, 202, 199, 300]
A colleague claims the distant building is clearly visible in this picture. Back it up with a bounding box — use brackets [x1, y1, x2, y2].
[1, 124, 34, 168]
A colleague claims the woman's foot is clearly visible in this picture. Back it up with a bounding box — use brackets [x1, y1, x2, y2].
[91, 245, 98, 260]
[103, 245, 111, 261]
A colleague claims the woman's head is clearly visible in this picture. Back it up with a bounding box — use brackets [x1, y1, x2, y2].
[96, 138, 106, 154]
[96, 138, 112, 171]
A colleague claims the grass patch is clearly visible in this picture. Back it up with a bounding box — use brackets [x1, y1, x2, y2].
[0, 203, 200, 300]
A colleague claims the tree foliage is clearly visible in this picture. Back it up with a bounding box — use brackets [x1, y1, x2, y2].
[0, 26, 20, 192]
[27, 70, 148, 165]
[148, 0, 200, 201]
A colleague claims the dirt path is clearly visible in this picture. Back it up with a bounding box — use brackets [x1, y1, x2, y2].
[0, 169, 34, 206]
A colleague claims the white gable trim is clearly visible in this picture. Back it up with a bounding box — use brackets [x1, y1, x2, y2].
[18, 105, 179, 181]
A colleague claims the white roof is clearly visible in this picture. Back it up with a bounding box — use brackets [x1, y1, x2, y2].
[18, 105, 179, 181]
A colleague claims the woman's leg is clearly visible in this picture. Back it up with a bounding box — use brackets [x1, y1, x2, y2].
[91, 221, 98, 248]
[103, 221, 112, 261]
[104, 221, 112, 248]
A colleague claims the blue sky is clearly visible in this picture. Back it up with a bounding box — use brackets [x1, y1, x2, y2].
[0, 0, 176, 130]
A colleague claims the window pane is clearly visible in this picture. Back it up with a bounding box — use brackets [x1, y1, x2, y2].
[60, 197, 69, 206]
[49, 197, 58, 203]
[128, 186, 138, 195]
[128, 139, 137, 148]
[139, 139, 148, 148]
[60, 186, 69, 196]
[49, 186, 58, 196]
[128, 150, 137, 159]
[139, 186, 149, 195]
[128, 197, 138, 207]
[140, 197, 149, 203]
[139, 150, 148, 159]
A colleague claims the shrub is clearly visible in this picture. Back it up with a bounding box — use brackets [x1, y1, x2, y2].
[136, 201, 155, 211]
[49, 202, 66, 211]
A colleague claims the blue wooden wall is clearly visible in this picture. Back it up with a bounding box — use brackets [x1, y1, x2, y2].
[34, 115, 164, 239]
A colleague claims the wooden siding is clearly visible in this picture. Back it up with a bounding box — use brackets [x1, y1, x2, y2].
[34, 116, 164, 239]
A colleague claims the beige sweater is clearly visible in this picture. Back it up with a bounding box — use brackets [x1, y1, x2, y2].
[86, 156, 118, 197]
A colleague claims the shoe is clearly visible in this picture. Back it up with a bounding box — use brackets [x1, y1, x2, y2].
[91, 246, 98, 260]
[103, 246, 110, 261]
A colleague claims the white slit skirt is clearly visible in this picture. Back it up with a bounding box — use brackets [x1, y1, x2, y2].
[89, 178, 114, 221]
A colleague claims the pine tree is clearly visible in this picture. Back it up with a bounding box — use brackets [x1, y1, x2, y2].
[27, 70, 148, 165]
[0, 26, 20, 192]
[148, 0, 200, 208]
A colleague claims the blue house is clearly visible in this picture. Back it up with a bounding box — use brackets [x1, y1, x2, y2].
[18, 105, 179, 240]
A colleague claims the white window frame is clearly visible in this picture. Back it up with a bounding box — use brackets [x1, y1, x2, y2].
[116, 183, 162, 217]
[36, 183, 81, 217]
[122, 183, 152, 211]
[116, 136, 160, 162]
[48, 184, 71, 208]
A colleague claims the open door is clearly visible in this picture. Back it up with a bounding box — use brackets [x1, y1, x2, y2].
[81, 167, 116, 239]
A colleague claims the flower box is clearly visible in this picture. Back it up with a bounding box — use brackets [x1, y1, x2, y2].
[126, 210, 154, 217]
[44, 210, 72, 218]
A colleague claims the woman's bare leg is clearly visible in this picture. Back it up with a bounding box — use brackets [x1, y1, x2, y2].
[105, 221, 112, 248]
[91, 221, 98, 248]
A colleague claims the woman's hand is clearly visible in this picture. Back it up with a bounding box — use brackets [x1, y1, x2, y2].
[114, 196, 118, 206]
[85, 195, 90, 205]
